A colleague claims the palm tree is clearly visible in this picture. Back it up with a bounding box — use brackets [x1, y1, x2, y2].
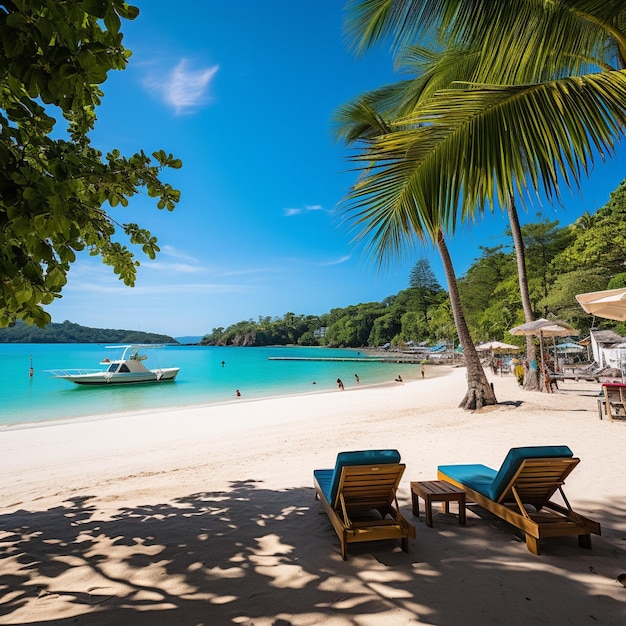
[574, 210, 599, 231]
[349, 42, 544, 388]
[334, 39, 541, 402]
[507, 196, 539, 390]
[336, 101, 497, 409]
[343, 0, 626, 388]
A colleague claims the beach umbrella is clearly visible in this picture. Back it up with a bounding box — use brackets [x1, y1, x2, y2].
[575, 287, 626, 322]
[476, 340, 520, 354]
[509, 319, 579, 386]
[476, 341, 520, 376]
[509, 318, 579, 338]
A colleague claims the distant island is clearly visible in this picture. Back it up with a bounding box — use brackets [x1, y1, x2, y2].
[0, 320, 178, 344]
[175, 336, 204, 345]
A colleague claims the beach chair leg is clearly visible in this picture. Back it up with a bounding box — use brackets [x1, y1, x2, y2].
[401, 537, 409, 553]
[340, 539, 348, 561]
[525, 534, 540, 555]
[578, 534, 592, 550]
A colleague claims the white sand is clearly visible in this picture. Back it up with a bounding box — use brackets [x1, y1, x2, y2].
[1, 366, 625, 625]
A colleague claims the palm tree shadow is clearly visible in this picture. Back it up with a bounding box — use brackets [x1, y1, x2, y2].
[1, 484, 625, 625]
[497, 400, 524, 407]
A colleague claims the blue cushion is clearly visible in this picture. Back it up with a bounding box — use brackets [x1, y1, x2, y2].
[438, 464, 497, 497]
[440, 445, 574, 501]
[313, 468, 334, 501]
[315, 449, 401, 504]
[488, 445, 573, 500]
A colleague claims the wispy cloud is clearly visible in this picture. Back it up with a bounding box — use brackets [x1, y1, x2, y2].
[284, 204, 327, 217]
[145, 59, 219, 115]
[318, 255, 351, 266]
[283, 254, 352, 267]
[62, 257, 280, 295]
[143, 261, 204, 274]
[68, 281, 255, 296]
[138, 245, 203, 273]
[161, 245, 200, 263]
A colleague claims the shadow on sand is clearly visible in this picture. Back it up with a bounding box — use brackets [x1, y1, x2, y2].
[1, 481, 625, 625]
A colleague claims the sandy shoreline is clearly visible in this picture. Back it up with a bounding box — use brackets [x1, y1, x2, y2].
[1, 366, 625, 624]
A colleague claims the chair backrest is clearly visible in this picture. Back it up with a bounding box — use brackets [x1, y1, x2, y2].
[489, 445, 573, 501]
[496, 457, 580, 507]
[335, 463, 405, 512]
[603, 383, 626, 404]
[328, 449, 401, 506]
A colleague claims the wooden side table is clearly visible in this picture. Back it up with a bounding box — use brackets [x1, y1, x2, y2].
[411, 480, 466, 527]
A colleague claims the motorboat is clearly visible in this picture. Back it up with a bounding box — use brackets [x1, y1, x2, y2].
[49, 345, 180, 385]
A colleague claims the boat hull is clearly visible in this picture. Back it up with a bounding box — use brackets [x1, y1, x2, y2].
[60, 368, 180, 386]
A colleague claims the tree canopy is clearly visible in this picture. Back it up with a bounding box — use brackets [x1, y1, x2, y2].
[0, 319, 176, 344]
[0, 0, 181, 328]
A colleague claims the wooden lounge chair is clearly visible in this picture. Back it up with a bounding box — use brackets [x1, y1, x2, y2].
[545, 364, 603, 386]
[313, 449, 415, 560]
[601, 382, 626, 420]
[438, 446, 601, 554]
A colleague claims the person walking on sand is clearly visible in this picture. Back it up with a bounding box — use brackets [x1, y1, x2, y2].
[337, 378, 344, 390]
[420, 364, 425, 379]
[354, 373, 360, 384]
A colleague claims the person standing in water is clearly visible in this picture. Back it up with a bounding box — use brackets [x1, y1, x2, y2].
[337, 378, 344, 390]
[354, 373, 360, 384]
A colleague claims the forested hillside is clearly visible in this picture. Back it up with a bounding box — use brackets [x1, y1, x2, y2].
[202, 179, 626, 348]
[0, 320, 177, 344]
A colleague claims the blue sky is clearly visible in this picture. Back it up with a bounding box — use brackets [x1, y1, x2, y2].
[46, 1, 626, 338]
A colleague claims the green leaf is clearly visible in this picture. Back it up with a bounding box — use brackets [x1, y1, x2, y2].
[44, 266, 68, 290]
[79, 0, 108, 18]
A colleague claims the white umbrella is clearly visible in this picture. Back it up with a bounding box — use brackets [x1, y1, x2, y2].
[509, 318, 579, 338]
[509, 319, 579, 388]
[476, 340, 520, 354]
[576, 287, 626, 322]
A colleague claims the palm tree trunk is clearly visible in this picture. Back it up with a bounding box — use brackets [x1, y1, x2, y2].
[507, 196, 539, 391]
[437, 230, 497, 410]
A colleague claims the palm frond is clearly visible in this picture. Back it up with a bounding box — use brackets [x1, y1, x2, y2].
[344, 0, 446, 55]
[341, 70, 626, 266]
[345, 1, 626, 73]
[334, 97, 393, 143]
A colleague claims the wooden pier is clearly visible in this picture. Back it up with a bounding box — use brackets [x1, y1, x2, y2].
[267, 355, 429, 364]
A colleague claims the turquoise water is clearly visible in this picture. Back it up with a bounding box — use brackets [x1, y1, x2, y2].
[0, 344, 420, 427]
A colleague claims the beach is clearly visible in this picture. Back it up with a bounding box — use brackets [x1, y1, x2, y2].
[1, 366, 625, 625]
